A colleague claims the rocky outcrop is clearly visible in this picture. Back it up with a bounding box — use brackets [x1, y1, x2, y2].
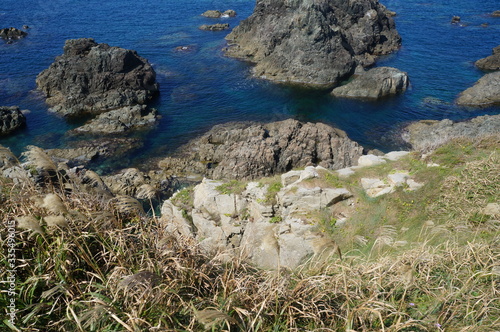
[224, 0, 401, 87]
[475, 46, 500, 71]
[201, 10, 236, 18]
[161, 166, 350, 269]
[456, 71, 500, 106]
[402, 114, 500, 151]
[0, 27, 27, 42]
[72, 105, 158, 134]
[161, 150, 423, 269]
[0, 106, 26, 136]
[491, 10, 500, 17]
[331, 67, 409, 99]
[36, 38, 159, 117]
[158, 119, 364, 180]
[199, 24, 229, 31]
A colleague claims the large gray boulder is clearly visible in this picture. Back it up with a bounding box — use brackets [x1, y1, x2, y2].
[36, 38, 159, 117]
[456, 71, 500, 106]
[224, 0, 401, 87]
[331, 67, 409, 99]
[0, 106, 26, 136]
[158, 119, 364, 180]
[475, 46, 500, 71]
[402, 114, 500, 151]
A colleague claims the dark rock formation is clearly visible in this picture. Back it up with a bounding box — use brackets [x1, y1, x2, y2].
[201, 10, 236, 18]
[475, 46, 500, 71]
[456, 71, 500, 106]
[331, 67, 409, 99]
[158, 119, 364, 180]
[199, 23, 230, 31]
[36, 38, 159, 117]
[0, 106, 26, 136]
[72, 105, 158, 134]
[224, 0, 401, 87]
[491, 10, 500, 17]
[0, 27, 27, 42]
[451, 16, 461, 24]
[402, 114, 500, 151]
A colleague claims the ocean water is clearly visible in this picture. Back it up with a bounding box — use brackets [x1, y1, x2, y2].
[0, 0, 499, 172]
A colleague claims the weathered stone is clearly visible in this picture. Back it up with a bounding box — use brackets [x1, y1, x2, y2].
[36, 38, 159, 117]
[331, 67, 409, 99]
[161, 166, 351, 269]
[456, 71, 500, 106]
[159, 119, 364, 180]
[358, 154, 387, 167]
[403, 114, 500, 151]
[201, 10, 222, 18]
[72, 105, 158, 134]
[387, 172, 409, 186]
[281, 170, 302, 187]
[336, 167, 356, 178]
[475, 46, 500, 71]
[225, 0, 401, 87]
[0, 106, 26, 136]
[384, 151, 410, 161]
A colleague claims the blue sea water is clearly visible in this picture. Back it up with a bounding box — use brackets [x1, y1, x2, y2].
[0, 0, 499, 172]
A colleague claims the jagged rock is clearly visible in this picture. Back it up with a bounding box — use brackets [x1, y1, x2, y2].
[403, 114, 500, 151]
[456, 71, 500, 106]
[331, 67, 409, 99]
[0, 106, 26, 136]
[475, 46, 500, 71]
[36, 38, 159, 117]
[199, 23, 229, 31]
[0, 27, 27, 42]
[224, 0, 401, 87]
[72, 105, 158, 134]
[158, 119, 364, 180]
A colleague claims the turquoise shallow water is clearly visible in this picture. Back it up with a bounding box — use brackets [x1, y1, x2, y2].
[0, 0, 499, 172]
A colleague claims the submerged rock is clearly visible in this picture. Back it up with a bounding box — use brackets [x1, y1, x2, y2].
[475, 45, 500, 71]
[456, 71, 500, 106]
[0, 106, 26, 136]
[158, 119, 364, 180]
[36, 38, 159, 117]
[224, 0, 401, 87]
[331, 67, 409, 99]
[199, 23, 229, 31]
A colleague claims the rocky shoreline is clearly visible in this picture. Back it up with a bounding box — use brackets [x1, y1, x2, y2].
[0, 3, 499, 273]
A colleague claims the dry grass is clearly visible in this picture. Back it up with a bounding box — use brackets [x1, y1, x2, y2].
[0, 137, 499, 331]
